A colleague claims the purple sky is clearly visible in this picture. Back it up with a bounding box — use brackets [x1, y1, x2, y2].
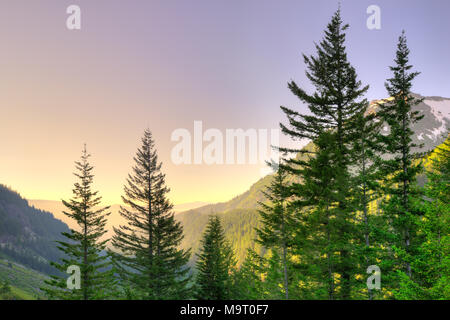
[0, 0, 448, 204]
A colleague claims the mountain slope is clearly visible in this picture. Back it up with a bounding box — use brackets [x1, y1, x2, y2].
[369, 93, 450, 152]
[0, 185, 69, 275]
[176, 94, 450, 265]
[0, 257, 48, 299]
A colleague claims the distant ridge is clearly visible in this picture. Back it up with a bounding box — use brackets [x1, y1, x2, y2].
[28, 199, 210, 245]
[0, 185, 69, 275]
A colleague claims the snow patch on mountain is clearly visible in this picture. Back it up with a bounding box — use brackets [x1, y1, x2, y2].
[426, 99, 450, 117]
[424, 98, 450, 140]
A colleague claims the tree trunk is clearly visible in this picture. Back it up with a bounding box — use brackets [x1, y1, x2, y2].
[326, 206, 334, 300]
[83, 206, 88, 301]
[402, 103, 412, 278]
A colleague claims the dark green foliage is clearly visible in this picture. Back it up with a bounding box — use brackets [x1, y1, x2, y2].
[377, 31, 425, 284]
[111, 129, 191, 300]
[279, 8, 369, 299]
[290, 132, 344, 299]
[233, 248, 305, 300]
[256, 168, 296, 299]
[396, 136, 449, 299]
[232, 249, 266, 299]
[194, 216, 236, 299]
[42, 145, 114, 300]
[349, 109, 385, 299]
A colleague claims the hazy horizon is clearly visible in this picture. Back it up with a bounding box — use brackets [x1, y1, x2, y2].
[1, 0, 449, 206]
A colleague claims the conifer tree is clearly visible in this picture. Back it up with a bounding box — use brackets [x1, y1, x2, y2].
[279, 8, 369, 299]
[111, 129, 191, 299]
[256, 168, 296, 299]
[232, 249, 266, 299]
[377, 31, 424, 280]
[43, 145, 113, 300]
[194, 215, 236, 300]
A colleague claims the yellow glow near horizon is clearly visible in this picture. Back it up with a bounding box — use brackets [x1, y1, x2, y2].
[0, 2, 301, 205]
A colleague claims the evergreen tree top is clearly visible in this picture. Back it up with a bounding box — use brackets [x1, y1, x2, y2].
[280, 8, 369, 145]
[385, 31, 421, 98]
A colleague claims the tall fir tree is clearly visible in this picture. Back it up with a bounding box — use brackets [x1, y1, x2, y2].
[111, 129, 191, 299]
[377, 31, 424, 281]
[194, 215, 236, 300]
[43, 145, 113, 300]
[255, 168, 296, 299]
[279, 8, 369, 299]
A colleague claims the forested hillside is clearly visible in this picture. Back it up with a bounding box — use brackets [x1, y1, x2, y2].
[177, 208, 262, 266]
[0, 185, 69, 275]
[0, 258, 48, 300]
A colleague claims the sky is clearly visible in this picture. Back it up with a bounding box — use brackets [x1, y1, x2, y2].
[0, 0, 449, 206]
